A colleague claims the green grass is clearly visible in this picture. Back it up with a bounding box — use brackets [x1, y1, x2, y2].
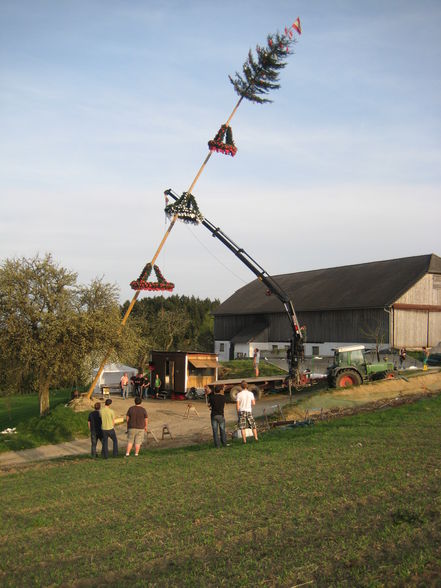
[219, 358, 286, 379]
[0, 391, 88, 452]
[1, 394, 441, 587]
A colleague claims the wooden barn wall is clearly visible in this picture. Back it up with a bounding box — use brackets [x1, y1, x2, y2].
[393, 310, 428, 348]
[296, 309, 388, 343]
[396, 274, 441, 305]
[393, 309, 441, 348]
[429, 312, 441, 346]
[393, 274, 441, 347]
[214, 314, 265, 340]
[215, 309, 389, 344]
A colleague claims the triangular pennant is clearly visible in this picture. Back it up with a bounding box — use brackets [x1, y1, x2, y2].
[164, 192, 204, 225]
[208, 124, 237, 156]
[130, 264, 175, 291]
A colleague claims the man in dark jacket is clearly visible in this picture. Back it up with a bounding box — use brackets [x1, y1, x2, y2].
[87, 402, 103, 458]
[208, 385, 229, 448]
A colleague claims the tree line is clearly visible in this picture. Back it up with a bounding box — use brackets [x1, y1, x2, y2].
[0, 254, 219, 414]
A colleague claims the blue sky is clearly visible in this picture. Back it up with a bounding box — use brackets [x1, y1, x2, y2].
[1, 0, 440, 303]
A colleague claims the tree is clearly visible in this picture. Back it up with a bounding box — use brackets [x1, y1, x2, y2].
[120, 295, 220, 364]
[0, 254, 123, 415]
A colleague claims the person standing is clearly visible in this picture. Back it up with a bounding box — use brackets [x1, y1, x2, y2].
[125, 397, 148, 457]
[88, 402, 103, 458]
[208, 385, 228, 448]
[236, 380, 258, 444]
[154, 374, 161, 399]
[120, 372, 129, 399]
[100, 398, 118, 458]
[399, 348, 407, 369]
[253, 348, 260, 377]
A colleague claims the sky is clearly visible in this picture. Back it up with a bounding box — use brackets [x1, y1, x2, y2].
[1, 0, 440, 305]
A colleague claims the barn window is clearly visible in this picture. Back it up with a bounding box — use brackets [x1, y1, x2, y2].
[312, 346, 319, 356]
[219, 343, 225, 352]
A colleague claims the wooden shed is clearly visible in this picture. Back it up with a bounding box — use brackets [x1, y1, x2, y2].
[214, 254, 441, 359]
[150, 351, 219, 395]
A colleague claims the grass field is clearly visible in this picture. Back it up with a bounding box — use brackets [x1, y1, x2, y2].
[1, 393, 441, 587]
[0, 391, 88, 452]
[219, 358, 286, 379]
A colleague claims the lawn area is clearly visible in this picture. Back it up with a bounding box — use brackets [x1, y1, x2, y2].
[0, 391, 88, 452]
[1, 394, 441, 587]
[0, 390, 73, 429]
[219, 358, 286, 379]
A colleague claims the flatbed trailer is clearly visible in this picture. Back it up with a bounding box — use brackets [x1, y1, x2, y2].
[206, 375, 289, 401]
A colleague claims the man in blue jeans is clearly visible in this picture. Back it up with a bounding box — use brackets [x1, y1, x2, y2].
[100, 398, 119, 458]
[207, 385, 229, 448]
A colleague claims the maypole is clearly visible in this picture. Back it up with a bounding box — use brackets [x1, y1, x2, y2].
[86, 18, 302, 399]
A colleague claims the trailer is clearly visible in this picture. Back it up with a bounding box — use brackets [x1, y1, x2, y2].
[150, 350, 218, 397]
[206, 371, 316, 401]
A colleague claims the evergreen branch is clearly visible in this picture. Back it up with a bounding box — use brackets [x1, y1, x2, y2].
[229, 29, 297, 103]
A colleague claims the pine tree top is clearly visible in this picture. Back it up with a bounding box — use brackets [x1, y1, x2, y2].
[229, 29, 297, 104]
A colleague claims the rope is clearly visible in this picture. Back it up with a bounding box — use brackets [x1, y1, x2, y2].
[184, 224, 248, 285]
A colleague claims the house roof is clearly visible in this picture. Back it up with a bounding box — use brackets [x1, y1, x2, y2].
[214, 254, 441, 316]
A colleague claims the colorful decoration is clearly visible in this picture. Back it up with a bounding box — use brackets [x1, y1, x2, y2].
[130, 263, 175, 291]
[164, 192, 204, 225]
[292, 18, 302, 36]
[208, 124, 237, 156]
[229, 19, 302, 103]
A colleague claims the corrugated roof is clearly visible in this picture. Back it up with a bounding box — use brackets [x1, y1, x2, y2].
[215, 254, 441, 316]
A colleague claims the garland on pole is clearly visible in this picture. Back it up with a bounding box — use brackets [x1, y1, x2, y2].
[229, 18, 301, 104]
[208, 124, 237, 156]
[130, 263, 175, 292]
[164, 192, 204, 225]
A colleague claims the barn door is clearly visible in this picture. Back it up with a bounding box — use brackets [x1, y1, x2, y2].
[164, 360, 175, 391]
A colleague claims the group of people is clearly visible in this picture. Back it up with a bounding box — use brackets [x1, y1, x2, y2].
[87, 397, 149, 458]
[120, 371, 162, 400]
[205, 380, 258, 447]
[88, 379, 259, 457]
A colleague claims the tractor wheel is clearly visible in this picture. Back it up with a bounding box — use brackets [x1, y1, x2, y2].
[248, 384, 263, 401]
[335, 370, 362, 388]
[384, 371, 396, 380]
[229, 386, 241, 402]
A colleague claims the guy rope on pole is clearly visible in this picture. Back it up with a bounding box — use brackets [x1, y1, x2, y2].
[86, 19, 302, 399]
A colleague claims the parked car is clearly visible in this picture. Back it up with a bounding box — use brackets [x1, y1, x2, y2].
[427, 353, 441, 366]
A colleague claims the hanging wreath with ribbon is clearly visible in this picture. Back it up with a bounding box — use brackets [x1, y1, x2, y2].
[130, 263, 175, 291]
[208, 124, 237, 156]
[164, 192, 204, 225]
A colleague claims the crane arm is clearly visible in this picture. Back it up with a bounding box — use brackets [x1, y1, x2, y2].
[164, 189, 304, 380]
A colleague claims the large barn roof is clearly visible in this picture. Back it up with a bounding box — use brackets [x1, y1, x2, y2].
[214, 254, 441, 316]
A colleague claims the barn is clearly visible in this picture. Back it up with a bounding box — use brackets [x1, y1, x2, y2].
[214, 254, 441, 360]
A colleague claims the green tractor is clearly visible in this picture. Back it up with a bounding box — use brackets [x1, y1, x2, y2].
[327, 345, 396, 388]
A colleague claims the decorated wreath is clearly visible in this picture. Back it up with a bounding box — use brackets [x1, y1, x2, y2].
[130, 263, 175, 292]
[208, 124, 237, 156]
[164, 192, 204, 225]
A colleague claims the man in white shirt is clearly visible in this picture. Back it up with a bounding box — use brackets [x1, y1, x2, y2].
[236, 380, 258, 444]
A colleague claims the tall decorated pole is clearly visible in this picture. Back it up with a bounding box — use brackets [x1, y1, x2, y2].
[86, 19, 302, 399]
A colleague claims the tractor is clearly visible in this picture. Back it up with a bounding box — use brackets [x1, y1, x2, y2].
[327, 345, 396, 388]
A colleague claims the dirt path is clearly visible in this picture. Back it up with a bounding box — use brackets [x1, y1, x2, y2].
[1, 370, 440, 469]
[0, 394, 289, 468]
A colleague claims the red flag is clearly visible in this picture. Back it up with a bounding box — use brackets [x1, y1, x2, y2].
[292, 17, 302, 35]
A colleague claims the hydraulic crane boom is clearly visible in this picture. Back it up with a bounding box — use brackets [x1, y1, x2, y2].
[164, 189, 304, 382]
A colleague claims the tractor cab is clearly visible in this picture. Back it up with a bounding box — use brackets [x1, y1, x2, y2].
[333, 345, 366, 368]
